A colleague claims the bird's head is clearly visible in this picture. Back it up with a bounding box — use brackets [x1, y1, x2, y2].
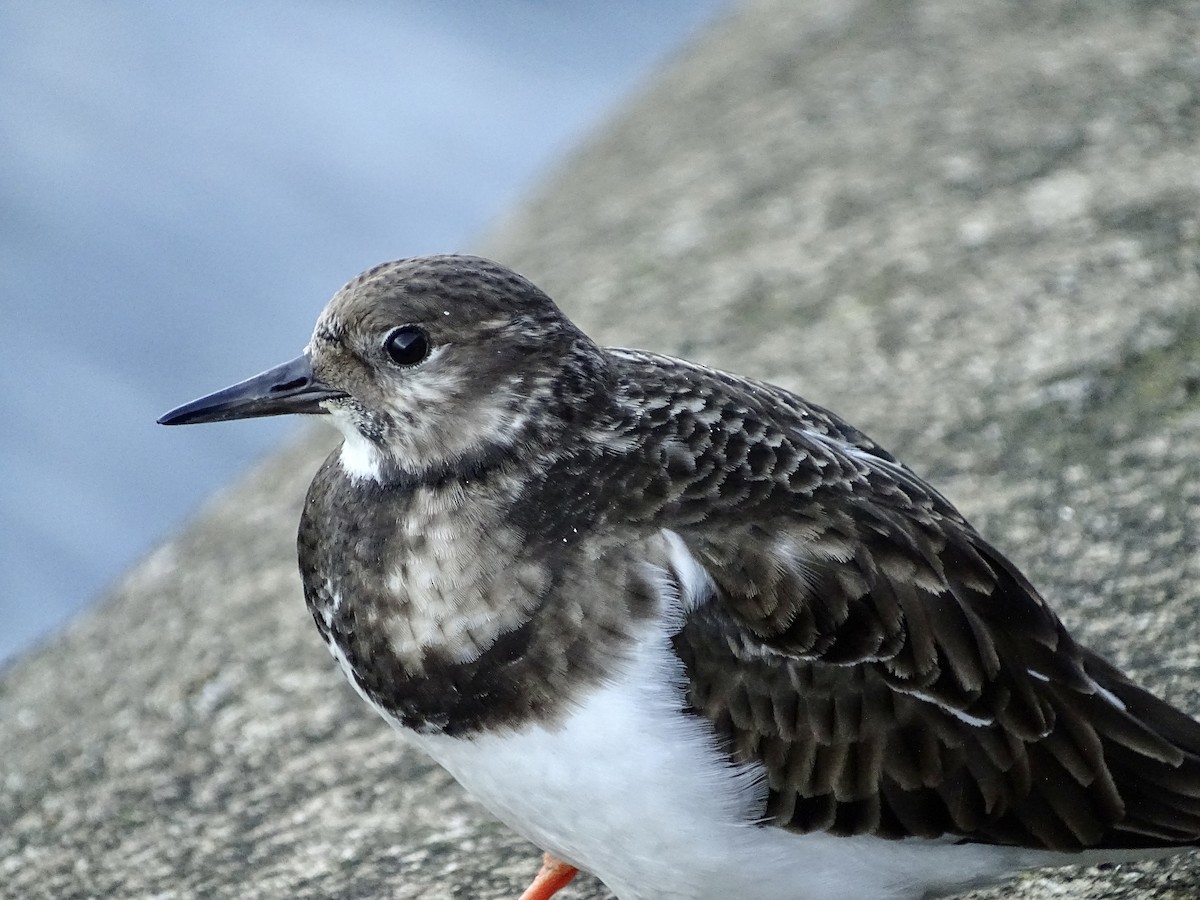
[159, 255, 600, 482]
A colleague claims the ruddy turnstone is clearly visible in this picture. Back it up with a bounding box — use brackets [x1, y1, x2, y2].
[160, 255, 1200, 900]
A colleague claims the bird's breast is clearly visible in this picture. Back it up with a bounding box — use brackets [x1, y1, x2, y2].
[296, 453, 615, 735]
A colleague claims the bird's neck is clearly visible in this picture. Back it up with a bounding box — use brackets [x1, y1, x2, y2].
[304, 447, 532, 643]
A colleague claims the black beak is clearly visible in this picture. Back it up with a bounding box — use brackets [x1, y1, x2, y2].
[157, 354, 347, 426]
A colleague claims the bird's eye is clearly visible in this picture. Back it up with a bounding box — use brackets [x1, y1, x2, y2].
[383, 326, 430, 366]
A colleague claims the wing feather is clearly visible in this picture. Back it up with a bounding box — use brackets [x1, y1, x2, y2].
[607, 353, 1200, 850]
[605, 350, 1200, 850]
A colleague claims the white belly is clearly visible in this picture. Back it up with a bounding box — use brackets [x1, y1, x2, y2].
[408, 609, 770, 899]
[403, 613, 1052, 900]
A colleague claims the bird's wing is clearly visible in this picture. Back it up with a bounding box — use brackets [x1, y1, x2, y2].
[672, 503, 1200, 850]
[607, 351, 1200, 850]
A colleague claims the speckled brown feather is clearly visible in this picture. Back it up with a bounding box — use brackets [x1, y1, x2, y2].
[589, 349, 1200, 852]
[293, 256, 1200, 860]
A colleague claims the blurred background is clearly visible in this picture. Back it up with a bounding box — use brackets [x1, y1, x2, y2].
[0, 1, 730, 665]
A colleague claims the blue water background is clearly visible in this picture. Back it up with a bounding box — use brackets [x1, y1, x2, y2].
[0, 2, 728, 664]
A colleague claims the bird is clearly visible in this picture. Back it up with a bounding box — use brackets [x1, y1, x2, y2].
[159, 254, 1200, 900]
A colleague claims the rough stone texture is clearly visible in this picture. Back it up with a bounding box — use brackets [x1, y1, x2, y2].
[4, 0, 1200, 897]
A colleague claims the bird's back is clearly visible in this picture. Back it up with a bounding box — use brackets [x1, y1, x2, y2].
[600, 348, 1200, 855]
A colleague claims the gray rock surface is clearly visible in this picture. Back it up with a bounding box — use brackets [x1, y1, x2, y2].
[4, 0, 1199, 897]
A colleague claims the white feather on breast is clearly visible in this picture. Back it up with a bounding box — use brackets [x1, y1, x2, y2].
[406, 565, 772, 900]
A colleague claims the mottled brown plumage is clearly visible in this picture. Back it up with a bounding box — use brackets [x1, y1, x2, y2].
[582, 350, 1200, 851]
[288, 257, 1200, 855]
[161, 255, 1200, 897]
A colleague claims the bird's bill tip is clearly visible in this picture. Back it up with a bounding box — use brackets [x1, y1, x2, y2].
[157, 353, 346, 426]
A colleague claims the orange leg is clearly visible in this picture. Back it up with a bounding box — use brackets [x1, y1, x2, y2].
[517, 851, 579, 900]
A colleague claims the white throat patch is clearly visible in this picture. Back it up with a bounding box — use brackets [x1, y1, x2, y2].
[331, 415, 384, 483]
